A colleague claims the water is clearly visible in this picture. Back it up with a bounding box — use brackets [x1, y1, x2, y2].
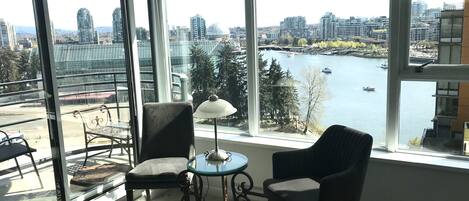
[261, 50, 435, 146]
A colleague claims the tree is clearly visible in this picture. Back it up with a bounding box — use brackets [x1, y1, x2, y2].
[0, 48, 19, 92]
[293, 37, 299, 47]
[258, 53, 271, 121]
[276, 69, 299, 127]
[189, 44, 216, 108]
[307, 38, 314, 46]
[17, 50, 39, 89]
[216, 41, 247, 120]
[297, 38, 308, 47]
[300, 68, 327, 134]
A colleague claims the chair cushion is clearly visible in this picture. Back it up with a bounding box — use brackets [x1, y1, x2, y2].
[0, 144, 36, 162]
[126, 157, 187, 184]
[263, 178, 320, 201]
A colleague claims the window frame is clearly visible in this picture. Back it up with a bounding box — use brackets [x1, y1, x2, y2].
[392, 0, 469, 154]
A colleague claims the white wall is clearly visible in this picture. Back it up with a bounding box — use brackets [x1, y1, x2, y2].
[195, 137, 469, 201]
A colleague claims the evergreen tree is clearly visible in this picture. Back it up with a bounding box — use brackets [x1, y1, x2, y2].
[216, 41, 247, 120]
[17, 50, 35, 89]
[258, 54, 270, 121]
[267, 59, 283, 122]
[190, 44, 216, 108]
[0, 48, 19, 92]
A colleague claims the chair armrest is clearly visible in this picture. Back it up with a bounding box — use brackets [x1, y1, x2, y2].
[272, 148, 310, 179]
[0, 137, 33, 150]
[0, 130, 9, 140]
[319, 167, 363, 201]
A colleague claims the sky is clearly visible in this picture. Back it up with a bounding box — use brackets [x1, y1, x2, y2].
[0, 0, 464, 33]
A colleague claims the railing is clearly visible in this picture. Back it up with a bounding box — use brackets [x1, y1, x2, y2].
[0, 71, 189, 157]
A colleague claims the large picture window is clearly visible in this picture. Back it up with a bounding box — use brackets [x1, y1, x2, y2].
[256, 0, 389, 146]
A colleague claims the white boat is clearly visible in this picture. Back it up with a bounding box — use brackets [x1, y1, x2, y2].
[363, 86, 375, 92]
[322, 67, 332, 74]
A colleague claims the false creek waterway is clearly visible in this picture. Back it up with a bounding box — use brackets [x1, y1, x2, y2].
[261, 50, 435, 146]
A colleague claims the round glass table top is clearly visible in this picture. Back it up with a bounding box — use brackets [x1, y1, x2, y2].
[187, 152, 248, 176]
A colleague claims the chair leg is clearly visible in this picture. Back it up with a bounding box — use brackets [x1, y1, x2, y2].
[126, 189, 133, 201]
[29, 153, 43, 187]
[109, 139, 114, 158]
[145, 189, 151, 201]
[127, 137, 132, 167]
[13, 157, 23, 178]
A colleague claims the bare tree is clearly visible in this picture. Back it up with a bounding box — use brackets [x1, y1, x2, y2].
[300, 68, 327, 134]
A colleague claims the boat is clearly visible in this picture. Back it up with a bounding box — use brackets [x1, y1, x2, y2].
[379, 63, 388, 69]
[322, 67, 332, 74]
[363, 86, 375, 92]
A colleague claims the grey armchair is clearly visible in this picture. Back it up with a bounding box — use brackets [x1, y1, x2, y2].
[125, 102, 195, 201]
[263, 125, 372, 201]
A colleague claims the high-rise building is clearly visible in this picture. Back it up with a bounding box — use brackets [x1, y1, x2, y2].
[443, 3, 457, 11]
[320, 12, 337, 40]
[0, 18, 17, 50]
[424, 10, 464, 150]
[77, 8, 97, 44]
[279, 16, 309, 38]
[336, 17, 364, 39]
[411, 0, 428, 17]
[190, 15, 206, 41]
[112, 8, 124, 43]
[136, 27, 149, 41]
[174, 26, 190, 41]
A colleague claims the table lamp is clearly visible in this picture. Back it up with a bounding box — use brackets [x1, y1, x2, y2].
[194, 95, 237, 161]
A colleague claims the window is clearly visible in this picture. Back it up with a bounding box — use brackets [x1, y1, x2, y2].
[256, 0, 389, 145]
[397, 0, 469, 156]
[166, 0, 248, 133]
[0, 1, 57, 199]
[47, 0, 134, 198]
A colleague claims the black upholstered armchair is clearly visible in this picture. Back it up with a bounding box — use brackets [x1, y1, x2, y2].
[125, 103, 195, 201]
[263, 125, 372, 201]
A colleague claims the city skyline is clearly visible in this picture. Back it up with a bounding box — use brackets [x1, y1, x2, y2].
[1, 0, 463, 32]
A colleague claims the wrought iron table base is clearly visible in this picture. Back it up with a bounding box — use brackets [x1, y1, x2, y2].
[178, 170, 254, 201]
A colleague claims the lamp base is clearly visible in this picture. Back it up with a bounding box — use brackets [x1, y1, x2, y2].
[205, 149, 230, 161]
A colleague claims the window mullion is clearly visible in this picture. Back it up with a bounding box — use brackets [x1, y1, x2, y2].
[245, 0, 259, 136]
[387, 0, 411, 151]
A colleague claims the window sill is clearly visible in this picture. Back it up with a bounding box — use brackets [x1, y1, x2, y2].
[194, 129, 469, 174]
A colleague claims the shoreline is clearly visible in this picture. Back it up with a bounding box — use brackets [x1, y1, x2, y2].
[266, 47, 434, 62]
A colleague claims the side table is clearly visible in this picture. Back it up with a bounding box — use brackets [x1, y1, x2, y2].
[178, 152, 254, 201]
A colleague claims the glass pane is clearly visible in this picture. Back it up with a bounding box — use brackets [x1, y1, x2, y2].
[134, 0, 156, 103]
[48, 0, 133, 198]
[257, 0, 389, 145]
[438, 45, 450, 63]
[0, 1, 57, 199]
[166, 0, 248, 132]
[451, 45, 461, 63]
[409, 0, 463, 62]
[400, 81, 469, 156]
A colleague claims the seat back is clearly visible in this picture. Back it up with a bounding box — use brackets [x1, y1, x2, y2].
[309, 125, 372, 180]
[140, 102, 194, 162]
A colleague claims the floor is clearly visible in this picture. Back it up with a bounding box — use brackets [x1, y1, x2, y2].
[96, 186, 268, 201]
[0, 149, 131, 201]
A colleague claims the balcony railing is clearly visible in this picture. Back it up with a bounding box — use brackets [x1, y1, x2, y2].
[0, 71, 188, 162]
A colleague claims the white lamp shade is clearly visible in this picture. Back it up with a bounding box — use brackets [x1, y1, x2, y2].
[194, 97, 237, 119]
